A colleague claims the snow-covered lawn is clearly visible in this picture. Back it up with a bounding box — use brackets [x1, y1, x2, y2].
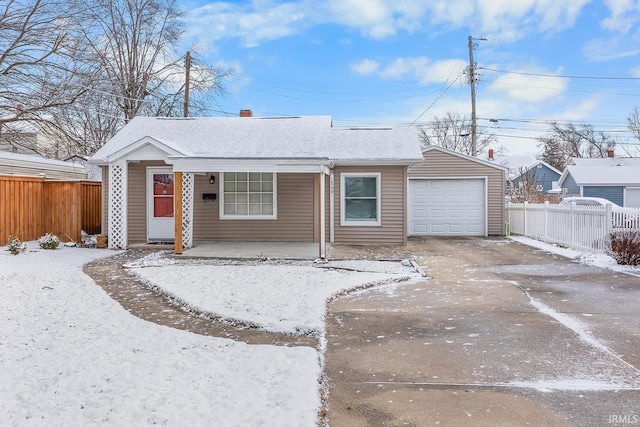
[0, 242, 416, 426]
[127, 254, 415, 336]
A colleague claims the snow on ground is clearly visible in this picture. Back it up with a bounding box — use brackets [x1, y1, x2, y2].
[510, 235, 640, 275]
[129, 256, 415, 335]
[0, 243, 322, 426]
[1, 242, 419, 426]
[2, 235, 637, 425]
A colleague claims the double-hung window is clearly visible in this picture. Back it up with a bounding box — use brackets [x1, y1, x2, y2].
[340, 172, 381, 226]
[221, 172, 277, 219]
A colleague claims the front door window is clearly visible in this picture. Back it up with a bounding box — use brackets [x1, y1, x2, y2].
[153, 173, 174, 218]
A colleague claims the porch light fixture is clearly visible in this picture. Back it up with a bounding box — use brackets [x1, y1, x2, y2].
[209, 175, 215, 184]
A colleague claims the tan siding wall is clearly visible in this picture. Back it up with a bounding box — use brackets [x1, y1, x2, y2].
[127, 161, 167, 244]
[102, 166, 109, 236]
[408, 150, 505, 235]
[192, 172, 316, 242]
[332, 165, 407, 244]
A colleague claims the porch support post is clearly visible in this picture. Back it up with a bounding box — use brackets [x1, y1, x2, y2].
[108, 160, 128, 249]
[318, 171, 326, 259]
[329, 170, 335, 243]
[174, 171, 183, 254]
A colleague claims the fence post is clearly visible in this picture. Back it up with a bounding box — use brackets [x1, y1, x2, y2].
[570, 202, 575, 249]
[523, 201, 528, 237]
[544, 201, 549, 241]
[605, 203, 612, 250]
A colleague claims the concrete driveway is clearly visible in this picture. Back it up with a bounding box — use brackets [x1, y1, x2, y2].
[325, 237, 640, 426]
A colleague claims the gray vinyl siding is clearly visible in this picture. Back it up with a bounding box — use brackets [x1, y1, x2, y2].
[408, 150, 505, 236]
[512, 164, 560, 193]
[562, 174, 580, 196]
[331, 165, 407, 245]
[102, 166, 109, 236]
[583, 186, 624, 206]
[193, 172, 316, 242]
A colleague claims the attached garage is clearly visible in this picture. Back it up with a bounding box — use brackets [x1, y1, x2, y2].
[409, 178, 486, 235]
[407, 146, 507, 236]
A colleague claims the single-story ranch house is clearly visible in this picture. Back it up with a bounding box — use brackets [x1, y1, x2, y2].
[89, 113, 506, 257]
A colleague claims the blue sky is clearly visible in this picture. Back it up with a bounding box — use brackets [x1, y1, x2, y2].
[179, 0, 640, 156]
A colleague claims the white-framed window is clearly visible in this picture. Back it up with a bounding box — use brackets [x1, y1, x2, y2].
[220, 172, 277, 219]
[340, 172, 381, 226]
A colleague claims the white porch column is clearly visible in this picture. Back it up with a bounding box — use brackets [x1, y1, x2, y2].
[329, 170, 335, 243]
[319, 171, 326, 259]
[108, 160, 128, 249]
[181, 172, 194, 249]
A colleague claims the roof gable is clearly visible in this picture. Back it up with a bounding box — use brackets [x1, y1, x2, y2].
[421, 146, 508, 171]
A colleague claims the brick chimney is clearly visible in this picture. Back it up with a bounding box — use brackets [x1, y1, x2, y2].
[607, 148, 614, 157]
[488, 148, 494, 161]
[239, 109, 253, 117]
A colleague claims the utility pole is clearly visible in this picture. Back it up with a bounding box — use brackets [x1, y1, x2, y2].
[467, 36, 486, 157]
[183, 51, 191, 118]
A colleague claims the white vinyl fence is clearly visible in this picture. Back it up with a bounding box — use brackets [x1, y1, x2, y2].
[506, 202, 640, 252]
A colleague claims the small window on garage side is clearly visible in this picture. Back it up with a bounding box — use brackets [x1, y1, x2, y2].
[340, 173, 381, 226]
[221, 172, 277, 219]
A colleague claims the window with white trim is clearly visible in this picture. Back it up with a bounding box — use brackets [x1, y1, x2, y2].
[340, 172, 381, 226]
[221, 172, 277, 219]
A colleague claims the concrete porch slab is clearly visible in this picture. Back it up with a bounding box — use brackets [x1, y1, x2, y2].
[181, 241, 324, 260]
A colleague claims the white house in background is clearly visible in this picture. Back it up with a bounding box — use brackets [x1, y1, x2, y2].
[558, 153, 640, 207]
[486, 149, 562, 194]
[0, 115, 69, 158]
[89, 113, 425, 257]
[0, 150, 87, 180]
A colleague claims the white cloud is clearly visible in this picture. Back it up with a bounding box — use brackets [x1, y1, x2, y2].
[601, 0, 640, 33]
[184, 0, 592, 49]
[583, 37, 640, 62]
[489, 68, 568, 103]
[185, 1, 310, 49]
[354, 56, 466, 85]
[324, 0, 428, 38]
[350, 59, 380, 75]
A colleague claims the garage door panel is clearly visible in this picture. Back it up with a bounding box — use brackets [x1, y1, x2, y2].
[409, 179, 485, 236]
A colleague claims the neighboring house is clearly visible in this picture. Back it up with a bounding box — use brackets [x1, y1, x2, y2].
[88, 113, 425, 256]
[558, 154, 640, 207]
[0, 115, 69, 158]
[0, 150, 87, 180]
[408, 146, 507, 236]
[487, 150, 562, 194]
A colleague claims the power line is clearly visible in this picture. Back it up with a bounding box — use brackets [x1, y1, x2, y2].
[480, 67, 640, 81]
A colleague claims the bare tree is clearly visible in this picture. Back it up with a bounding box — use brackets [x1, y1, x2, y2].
[538, 121, 615, 171]
[507, 167, 546, 203]
[46, 0, 234, 156]
[76, 0, 231, 122]
[418, 111, 497, 156]
[0, 0, 94, 155]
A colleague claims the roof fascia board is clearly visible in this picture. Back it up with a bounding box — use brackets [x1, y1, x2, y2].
[90, 136, 185, 165]
[171, 158, 332, 173]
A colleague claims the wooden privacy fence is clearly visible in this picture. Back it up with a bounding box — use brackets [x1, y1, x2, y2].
[507, 201, 640, 252]
[0, 175, 101, 245]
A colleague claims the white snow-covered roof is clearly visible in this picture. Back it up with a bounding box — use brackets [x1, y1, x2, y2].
[570, 156, 640, 167]
[0, 150, 87, 179]
[89, 116, 424, 166]
[560, 161, 640, 186]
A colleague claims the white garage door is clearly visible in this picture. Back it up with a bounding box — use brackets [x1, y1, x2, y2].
[409, 179, 486, 236]
[625, 188, 640, 207]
